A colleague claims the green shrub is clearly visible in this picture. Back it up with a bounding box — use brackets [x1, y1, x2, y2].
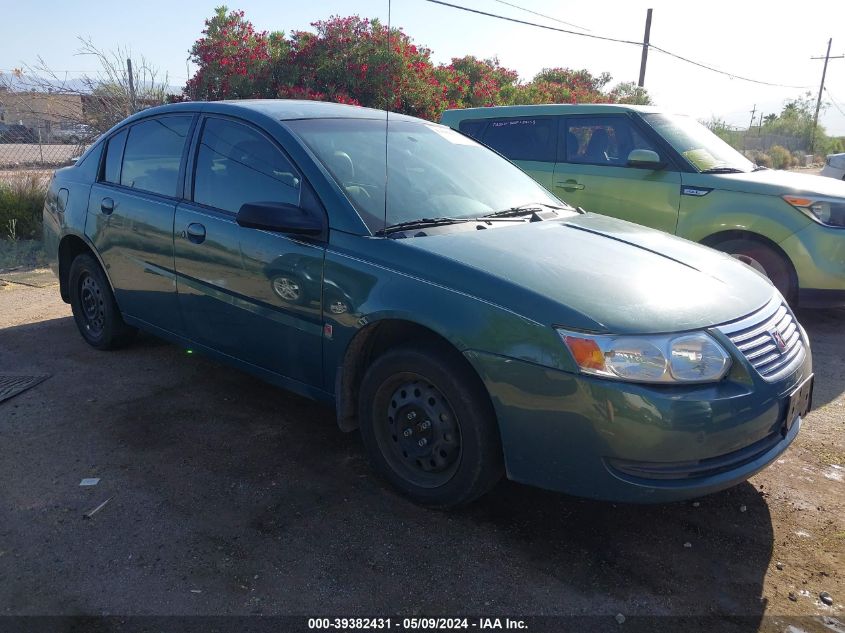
[769, 145, 793, 170]
[755, 152, 773, 168]
[0, 173, 47, 241]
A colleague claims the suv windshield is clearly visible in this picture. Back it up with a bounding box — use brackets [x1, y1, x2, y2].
[641, 113, 755, 173]
[286, 118, 564, 233]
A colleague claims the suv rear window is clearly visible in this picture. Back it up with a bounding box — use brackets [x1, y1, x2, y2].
[481, 117, 557, 162]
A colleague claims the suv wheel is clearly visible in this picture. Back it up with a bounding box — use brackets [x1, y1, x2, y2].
[711, 238, 797, 304]
[68, 253, 136, 350]
[358, 343, 503, 507]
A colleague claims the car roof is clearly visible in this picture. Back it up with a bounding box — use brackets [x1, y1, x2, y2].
[440, 103, 664, 124]
[124, 99, 422, 123]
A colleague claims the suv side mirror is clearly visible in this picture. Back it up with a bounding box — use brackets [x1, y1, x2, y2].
[236, 202, 324, 236]
[627, 149, 665, 170]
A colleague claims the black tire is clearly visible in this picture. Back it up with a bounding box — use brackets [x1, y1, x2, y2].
[358, 343, 503, 507]
[68, 253, 136, 350]
[710, 238, 797, 304]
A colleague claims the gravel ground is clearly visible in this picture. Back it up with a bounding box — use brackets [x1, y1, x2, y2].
[0, 278, 842, 631]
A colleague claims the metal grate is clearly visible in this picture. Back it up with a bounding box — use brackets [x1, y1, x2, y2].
[0, 375, 50, 404]
[717, 297, 805, 381]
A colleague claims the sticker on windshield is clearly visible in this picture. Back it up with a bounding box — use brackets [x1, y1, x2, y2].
[427, 125, 477, 145]
[682, 148, 720, 171]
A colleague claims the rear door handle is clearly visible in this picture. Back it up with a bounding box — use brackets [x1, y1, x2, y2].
[100, 197, 115, 215]
[556, 180, 585, 191]
[185, 222, 206, 244]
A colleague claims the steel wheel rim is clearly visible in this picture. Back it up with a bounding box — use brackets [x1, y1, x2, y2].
[374, 374, 462, 488]
[79, 274, 105, 336]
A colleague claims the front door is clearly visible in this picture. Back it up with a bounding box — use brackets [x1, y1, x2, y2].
[174, 115, 325, 387]
[553, 115, 682, 234]
[85, 115, 194, 334]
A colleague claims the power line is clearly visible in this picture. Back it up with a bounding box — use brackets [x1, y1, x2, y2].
[490, 0, 590, 32]
[424, 0, 641, 46]
[648, 44, 811, 89]
[423, 0, 813, 90]
[825, 87, 845, 117]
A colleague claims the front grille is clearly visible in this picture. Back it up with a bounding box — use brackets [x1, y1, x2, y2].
[717, 296, 805, 381]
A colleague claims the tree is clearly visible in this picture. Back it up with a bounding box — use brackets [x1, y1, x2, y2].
[184, 9, 652, 120]
[185, 6, 278, 100]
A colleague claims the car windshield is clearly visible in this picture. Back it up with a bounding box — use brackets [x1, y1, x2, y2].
[285, 118, 565, 233]
[641, 113, 755, 173]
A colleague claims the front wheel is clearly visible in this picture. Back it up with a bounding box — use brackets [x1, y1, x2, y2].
[68, 253, 136, 350]
[710, 238, 797, 304]
[358, 344, 503, 507]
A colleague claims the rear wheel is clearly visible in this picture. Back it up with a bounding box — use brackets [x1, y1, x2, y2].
[358, 343, 503, 507]
[68, 253, 136, 350]
[710, 238, 797, 304]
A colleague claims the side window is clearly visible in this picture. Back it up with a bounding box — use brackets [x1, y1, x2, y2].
[101, 129, 127, 184]
[481, 117, 557, 162]
[563, 116, 660, 167]
[120, 116, 192, 196]
[193, 117, 301, 214]
[458, 120, 487, 142]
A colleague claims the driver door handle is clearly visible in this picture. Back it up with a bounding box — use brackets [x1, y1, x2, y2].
[100, 197, 115, 215]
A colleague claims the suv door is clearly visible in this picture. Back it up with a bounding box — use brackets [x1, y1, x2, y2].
[85, 114, 194, 334]
[462, 117, 558, 190]
[553, 115, 682, 233]
[174, 115, 326, 387]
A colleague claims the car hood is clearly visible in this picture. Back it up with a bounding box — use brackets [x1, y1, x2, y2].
[400, 213, 776, 334]
[699, 167, 845, 198]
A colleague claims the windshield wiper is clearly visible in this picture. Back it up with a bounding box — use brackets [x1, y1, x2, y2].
[378, 217, 470, 235]
[752, 165, 768, 171]
[700, 166, 746, 174]
[483, 202, 570, 218]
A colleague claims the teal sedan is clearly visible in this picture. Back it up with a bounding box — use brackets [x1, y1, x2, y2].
[43, 100, 813, 506]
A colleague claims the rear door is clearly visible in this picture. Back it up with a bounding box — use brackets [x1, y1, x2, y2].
[553, 114, 682, 233]
[174, 115, 325, 387]
[461, 116, 558, 190]
[85, 114, 194, 334]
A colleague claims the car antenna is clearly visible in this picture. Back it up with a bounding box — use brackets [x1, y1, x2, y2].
[383, 0, 392, 234]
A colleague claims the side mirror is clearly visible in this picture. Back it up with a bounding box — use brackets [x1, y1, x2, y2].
[627, 149, 665, 170]
[236, 202, 324, 236]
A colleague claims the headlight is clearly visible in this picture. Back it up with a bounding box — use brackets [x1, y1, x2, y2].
[558, 330, 731, 384]
[782, 195, 845, 228]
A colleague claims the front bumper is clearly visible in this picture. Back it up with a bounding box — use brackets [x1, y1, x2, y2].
[778, 222, 845, 306]
[465, 341, 811, 503]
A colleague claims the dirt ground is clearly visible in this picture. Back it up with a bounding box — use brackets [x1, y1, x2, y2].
[0, 276, 842, 631]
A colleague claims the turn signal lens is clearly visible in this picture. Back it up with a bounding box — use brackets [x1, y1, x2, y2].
[563, 335, 605, 371]
[782, 194, 845, 228]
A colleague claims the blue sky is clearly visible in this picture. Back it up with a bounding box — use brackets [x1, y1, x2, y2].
[3, 0, 844, 135]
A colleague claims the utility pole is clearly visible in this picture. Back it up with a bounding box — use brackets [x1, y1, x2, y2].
[810, 39, 844, 154]
[748, 104, 757, 131]
[637, 8, 653, 88]
[126, 58, 137, 116]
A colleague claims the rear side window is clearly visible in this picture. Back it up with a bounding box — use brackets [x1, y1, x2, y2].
[481, 117, 557, 162]
[458, 119, 487, 141]
[564, 116, 660, 166]
[101, 130, 127, 184]
[120, 116, 192, 196]
[193, 117, 301, 214]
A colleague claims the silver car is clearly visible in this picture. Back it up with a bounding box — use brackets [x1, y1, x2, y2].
[821, 153, 845, 180]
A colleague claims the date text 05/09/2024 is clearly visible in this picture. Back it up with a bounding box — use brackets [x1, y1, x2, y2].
[307, 618, 528, 630]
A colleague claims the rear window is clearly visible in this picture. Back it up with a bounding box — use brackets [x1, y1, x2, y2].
[457, 119, 487, 141]
[101, 130, 127, 184]
[480, 117, 557, 162]
[120, 116, 192, 197]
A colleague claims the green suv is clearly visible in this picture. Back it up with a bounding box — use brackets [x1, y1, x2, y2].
[44, 100, 812, 506]
[441, 104, 845, 307]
